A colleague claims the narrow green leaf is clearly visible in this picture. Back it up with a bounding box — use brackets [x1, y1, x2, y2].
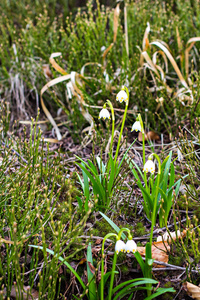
[112, 278, 157, 295]
[126, 156, 144, 180]
[107, 154, 115, 194]
[134, 251, 145, 274]
[144, 287, 175, 300]
[76, 196, 83, 212]
[76, 162, 105, 201]
[87, 243, 97, 300]
[28, 245, 86, 290]
[99, 212, 126, 240]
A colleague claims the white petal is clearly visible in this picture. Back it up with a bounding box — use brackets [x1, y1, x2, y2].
[116, 90, 128, 103]
[143, 160, 155, 174]
[125, 240, 137, 253]
[156, 236, 162, 242]
[131, 121, 142, 132]
[99, 108, 110, 120]
[115, 240, 126, 254]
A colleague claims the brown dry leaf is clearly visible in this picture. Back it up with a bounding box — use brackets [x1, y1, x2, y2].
[49, 52, 68, 75]
[79, 258, 87, 265]
[42, 64, 53, 79]
[95, 239, 102, 245]
[142, 22, 150, 51]
[138, 131, 160, 142]
[183, 282, 200, 300]
[151, 41, 189, 90]
[87, 262, 96, 275]
[137, 241, 170, 268]
[102, 43, 114, 64]
[157, 230, 187, 244]
[40, 74, 71, 141]
[113, 3, 120, 43]
[185, 37, 200, 80]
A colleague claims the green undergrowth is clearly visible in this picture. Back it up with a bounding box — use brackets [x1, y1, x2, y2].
[0, 113, 89, 298]
[1, 0, 200, 139]
[1, 0, 200, 298]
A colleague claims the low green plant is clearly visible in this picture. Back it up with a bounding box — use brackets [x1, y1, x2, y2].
[75, 87, 136, 213]
[97, 216, 175, 299]
[126, 114, 185, 227]
[32, 227, 174, 299]
[0, 117, 88, 298]
[177, 123, 200, 202]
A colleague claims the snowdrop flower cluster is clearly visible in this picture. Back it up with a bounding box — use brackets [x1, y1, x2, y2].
[157, 230, 181, 243]
[99, 108, 110, 120]
[115, 239, 137, 254]
[143, 159, 155, 174]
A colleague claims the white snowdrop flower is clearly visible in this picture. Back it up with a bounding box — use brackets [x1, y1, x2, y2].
[99, 108, 110, 120]
[157, 230, 181, 243]
[115, 240, 126, 254]
[116, 90, 128, 103]
[143, 160, 155, 174]
[131, 121, 142, 132]
[125, 240, 137, 253]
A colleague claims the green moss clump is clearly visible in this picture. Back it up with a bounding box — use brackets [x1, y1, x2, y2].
[134, 222, 146, 236]
[91, 218, 113, 238]
[120, 264, 129, 274]
[169, 254, 183, 267]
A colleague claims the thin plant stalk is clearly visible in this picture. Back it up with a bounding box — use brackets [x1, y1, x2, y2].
[106, 99, 115, 155]
[124, 1, 129, 58]
[138, 114, 148, 192]
[108, 228, 131, 300]
[114, 86, 129, 164]
[108, 252, 117, 300]
[101, 233, 117, 300]
[149, 153, 161, 246]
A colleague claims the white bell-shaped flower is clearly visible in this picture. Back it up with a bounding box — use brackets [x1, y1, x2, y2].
[131, 121, 142, 132]
[125, 239, 137, 253]
[99, 108, 110, 120]
[157, 230, 181, 243]
[115, 240, 126, 254]
[143, 159, 155, 174]
[116, 90, 128, 103]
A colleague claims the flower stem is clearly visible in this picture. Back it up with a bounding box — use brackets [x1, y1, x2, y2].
[108, 228, 131, 300]
[114, 86, 129, 165]
[138, 114, 145, 165]
[108, 252, 117, 300]
[149, 153, 161, 246]
[118, 227, 131, 240]
[106, 100, 115, 156]
[101, 233, 117, 300]
[138, 114, 149, 211]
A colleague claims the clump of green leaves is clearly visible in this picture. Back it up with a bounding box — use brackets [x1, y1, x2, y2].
[75, 88, 136, 213]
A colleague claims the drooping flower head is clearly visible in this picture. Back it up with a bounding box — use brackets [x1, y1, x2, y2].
[115, 240, 126, 254]
[125, 239, 137, 253]
[116, 87, 128, 104]
[99, 107, 110, 120]
[143, 159, 155, 174]
[131, 121, 142, 132]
